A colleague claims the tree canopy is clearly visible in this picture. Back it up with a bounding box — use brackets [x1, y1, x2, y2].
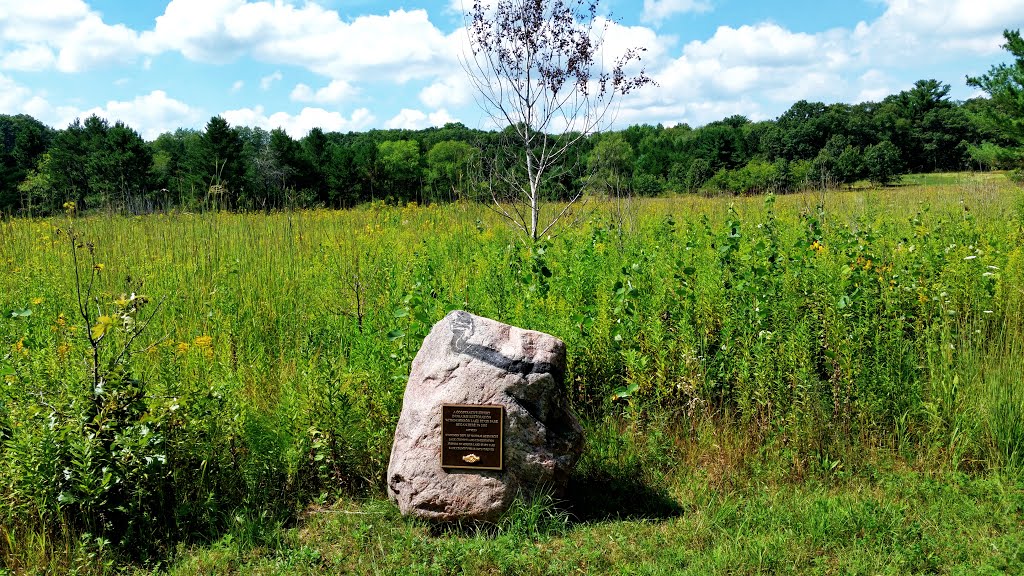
[967, 29, 1024, 170]
[2, 50, 1023, 217]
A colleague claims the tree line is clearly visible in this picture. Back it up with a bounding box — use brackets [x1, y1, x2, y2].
[2, 49, 1023, 217]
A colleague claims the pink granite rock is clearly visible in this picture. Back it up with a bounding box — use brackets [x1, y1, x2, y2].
[386, 310, 584, 522]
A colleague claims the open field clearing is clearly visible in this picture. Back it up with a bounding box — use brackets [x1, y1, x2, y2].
[1, 175, 1023, 573]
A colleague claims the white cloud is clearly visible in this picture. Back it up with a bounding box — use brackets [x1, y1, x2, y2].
[2, 0, 1021, 137]
[386, 109, 428, 130]
[0, 73, 80, 128]
[221, 105, 376, 137]
[641, 0, 713, 26]
[259, 70, 282, 90]
[0, 73, 34, 110]
[447, 0, 468, 14]
[684, 24, 837, 68]
[419, 76, 472, 109]
[854, 70, 894, 103]
[385, 108, 457, 130]
[0, 0, 91, 43]
[614, 96, 766, 128]
[0, 77, 201, 138]
[0, 0, 143, 72]
[140, 0, 250, 63]
[72, 90, 204, 139]
[613, 21, 855, 127]
[876, 0, 1024, 36]
[852, 0, 1024, 64]
[429, 109, 457, 126]
[607, 0, 1024, 128]
[1, 44, 55, 71]
[940, 34, 1007, 55]
[597, 17, 673, 73]
[55, 14, 139, 72]
[290, 80, 358, 104]
[22, 96, 74, 122]
[142, 2, 454, 83]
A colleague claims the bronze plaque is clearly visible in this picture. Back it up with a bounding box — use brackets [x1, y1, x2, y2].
[441, 404, 504, 471]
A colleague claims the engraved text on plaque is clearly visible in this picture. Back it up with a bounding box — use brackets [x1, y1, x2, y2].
[440, 404, 504, 470]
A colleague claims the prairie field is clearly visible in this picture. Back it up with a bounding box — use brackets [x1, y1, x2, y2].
[1, 175, 1024, 574]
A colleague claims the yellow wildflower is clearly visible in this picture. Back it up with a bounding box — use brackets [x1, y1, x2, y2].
[194, 335, 213, 348]
[176, 342, 189, 355]
[31, 297, 44, 305]
[93, 263, 105, 272]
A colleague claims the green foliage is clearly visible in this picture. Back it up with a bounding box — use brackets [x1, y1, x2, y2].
[376, 139, 422, 203]
[156, 466, 1024, 575]
[1, 68, 1016, 216]
[705, 159, 790, 195]
[202, 116, 245, 206]
[865, 140, 904, 185]
[16, 153, 53, 216]
[630, 172, 664, 196]
[2, 177, 1023, 571]
[41, 116, 153, 212]
[588, 133, 635, 197]
[149, 128, 208, 209]
[968, 141, 1024, 170]
[426, 140, 479, 202]
[967, 29, 1024, 164]
[811, 135, 864, 187]
[0, 114, 52, 215]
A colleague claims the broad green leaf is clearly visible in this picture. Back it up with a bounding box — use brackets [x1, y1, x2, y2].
[91, 315, 114, 340]
[611, 383, 639, 399]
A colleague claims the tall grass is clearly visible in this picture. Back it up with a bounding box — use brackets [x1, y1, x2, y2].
[0, 177, 1022, 568]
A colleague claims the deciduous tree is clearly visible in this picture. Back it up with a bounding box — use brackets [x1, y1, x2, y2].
[427, 140, 480, 202]
[463, 0, 653, 240]
[865, 140, 903, 186]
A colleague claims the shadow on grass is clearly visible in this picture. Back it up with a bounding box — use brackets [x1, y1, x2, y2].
[423, 464, 683, 538]
[563, 464, 684, 523]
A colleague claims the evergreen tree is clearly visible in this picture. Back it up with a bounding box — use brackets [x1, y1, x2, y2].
[967, 29, 1024, 168]
[203, 116, 245, 206]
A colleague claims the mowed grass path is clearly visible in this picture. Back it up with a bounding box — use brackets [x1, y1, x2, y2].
[167, 469, 1024, 575]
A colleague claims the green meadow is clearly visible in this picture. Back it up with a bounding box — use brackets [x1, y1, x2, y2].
[2, 175, 1023, 573]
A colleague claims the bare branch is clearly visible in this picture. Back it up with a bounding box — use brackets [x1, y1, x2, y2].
[461, 0, 653, 241]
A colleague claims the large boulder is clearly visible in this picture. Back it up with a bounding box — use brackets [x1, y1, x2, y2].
[386, 310, 584, 522]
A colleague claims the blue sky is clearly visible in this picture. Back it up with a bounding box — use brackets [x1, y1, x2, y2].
[1, 0, 1023, 139]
